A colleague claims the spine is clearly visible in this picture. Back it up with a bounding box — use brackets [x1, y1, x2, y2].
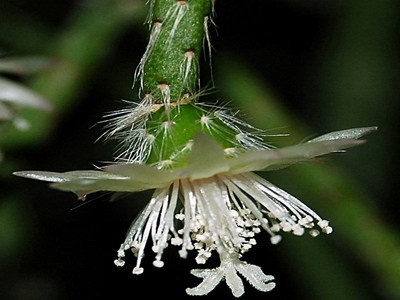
[135, 0, 212, 105]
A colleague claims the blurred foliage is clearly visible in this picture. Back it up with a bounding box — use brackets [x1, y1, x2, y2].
[0, 0, 399, 300]
[0, 55, 53, 163]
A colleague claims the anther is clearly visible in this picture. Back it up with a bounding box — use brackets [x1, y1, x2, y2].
[153, 259, 164, 268]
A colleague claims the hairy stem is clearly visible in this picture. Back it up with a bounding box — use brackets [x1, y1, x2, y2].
[137, 0, 212, 103]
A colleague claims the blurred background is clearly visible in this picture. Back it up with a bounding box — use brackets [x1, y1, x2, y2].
[0, 0, 399, 299]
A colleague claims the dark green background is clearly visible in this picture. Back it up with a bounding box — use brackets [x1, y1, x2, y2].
[1, 0, 398, 299]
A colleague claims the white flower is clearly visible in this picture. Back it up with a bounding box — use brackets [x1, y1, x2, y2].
[186, 253, 275, 297]
[13, 126, 376, 297]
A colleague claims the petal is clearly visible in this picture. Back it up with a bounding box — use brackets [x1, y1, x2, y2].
[13, 170, 121, 183]
[13, 170, 161, 196]
[50, 177, 159, 196]
[228, 139, 365, 173]
[190, 268, 217, 279]
[235, 263, 276, 292]
[104, 163, 178, 185]
[186, 268, 225, 296]
[307, 126, 378, 143]
[187, 132, 230, 180]
[225, 263, 245, 297]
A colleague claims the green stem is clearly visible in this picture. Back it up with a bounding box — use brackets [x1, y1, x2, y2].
[140, 0, 212, 103]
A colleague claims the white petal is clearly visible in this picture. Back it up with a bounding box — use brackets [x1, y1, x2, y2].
[105, 163, 178, 185]
[235, 263, 276, 292]
[228, 139, 365, 173]
[13, 170, 122, 183]
[190, 268, 217, 279]
[13, 170, 162, 196]
[186, 268, 225, 296]
[307, 126, 377, 143]
[51, 177, 159, 195]
[225, 263, 245, 297]
[187, 132, 230, 180]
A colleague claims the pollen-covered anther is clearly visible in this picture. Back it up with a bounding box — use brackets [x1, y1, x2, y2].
[299, 216, 314, 227]
[195, 233, 207, 242]
[280, 221, 293, 232]
[195, 253, 209, 264]
[241, 243, 252, 251]
[253, 228, 262, 236]
[309, 229, 320, 237]
[236, 227, 244, 234]
[270, 235, 282, 245]
[292, 225, 305, 236]
[117, 249, 125, 257]
[243, 230, 255, 238]
[175, 213, 185, 220]
[317, 220, 333, 234]
[114, 258, 125, 267]
[132, 267, 144, 275]
[153, 259, 164, 268]
[270, 224, 281, 232]
[317, 219, 329, 228]
[171, 237, 183, 245]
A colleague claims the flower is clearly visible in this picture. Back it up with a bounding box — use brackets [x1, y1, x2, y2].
[186, 252, 276, 297]
[13, 102, 377, 297]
